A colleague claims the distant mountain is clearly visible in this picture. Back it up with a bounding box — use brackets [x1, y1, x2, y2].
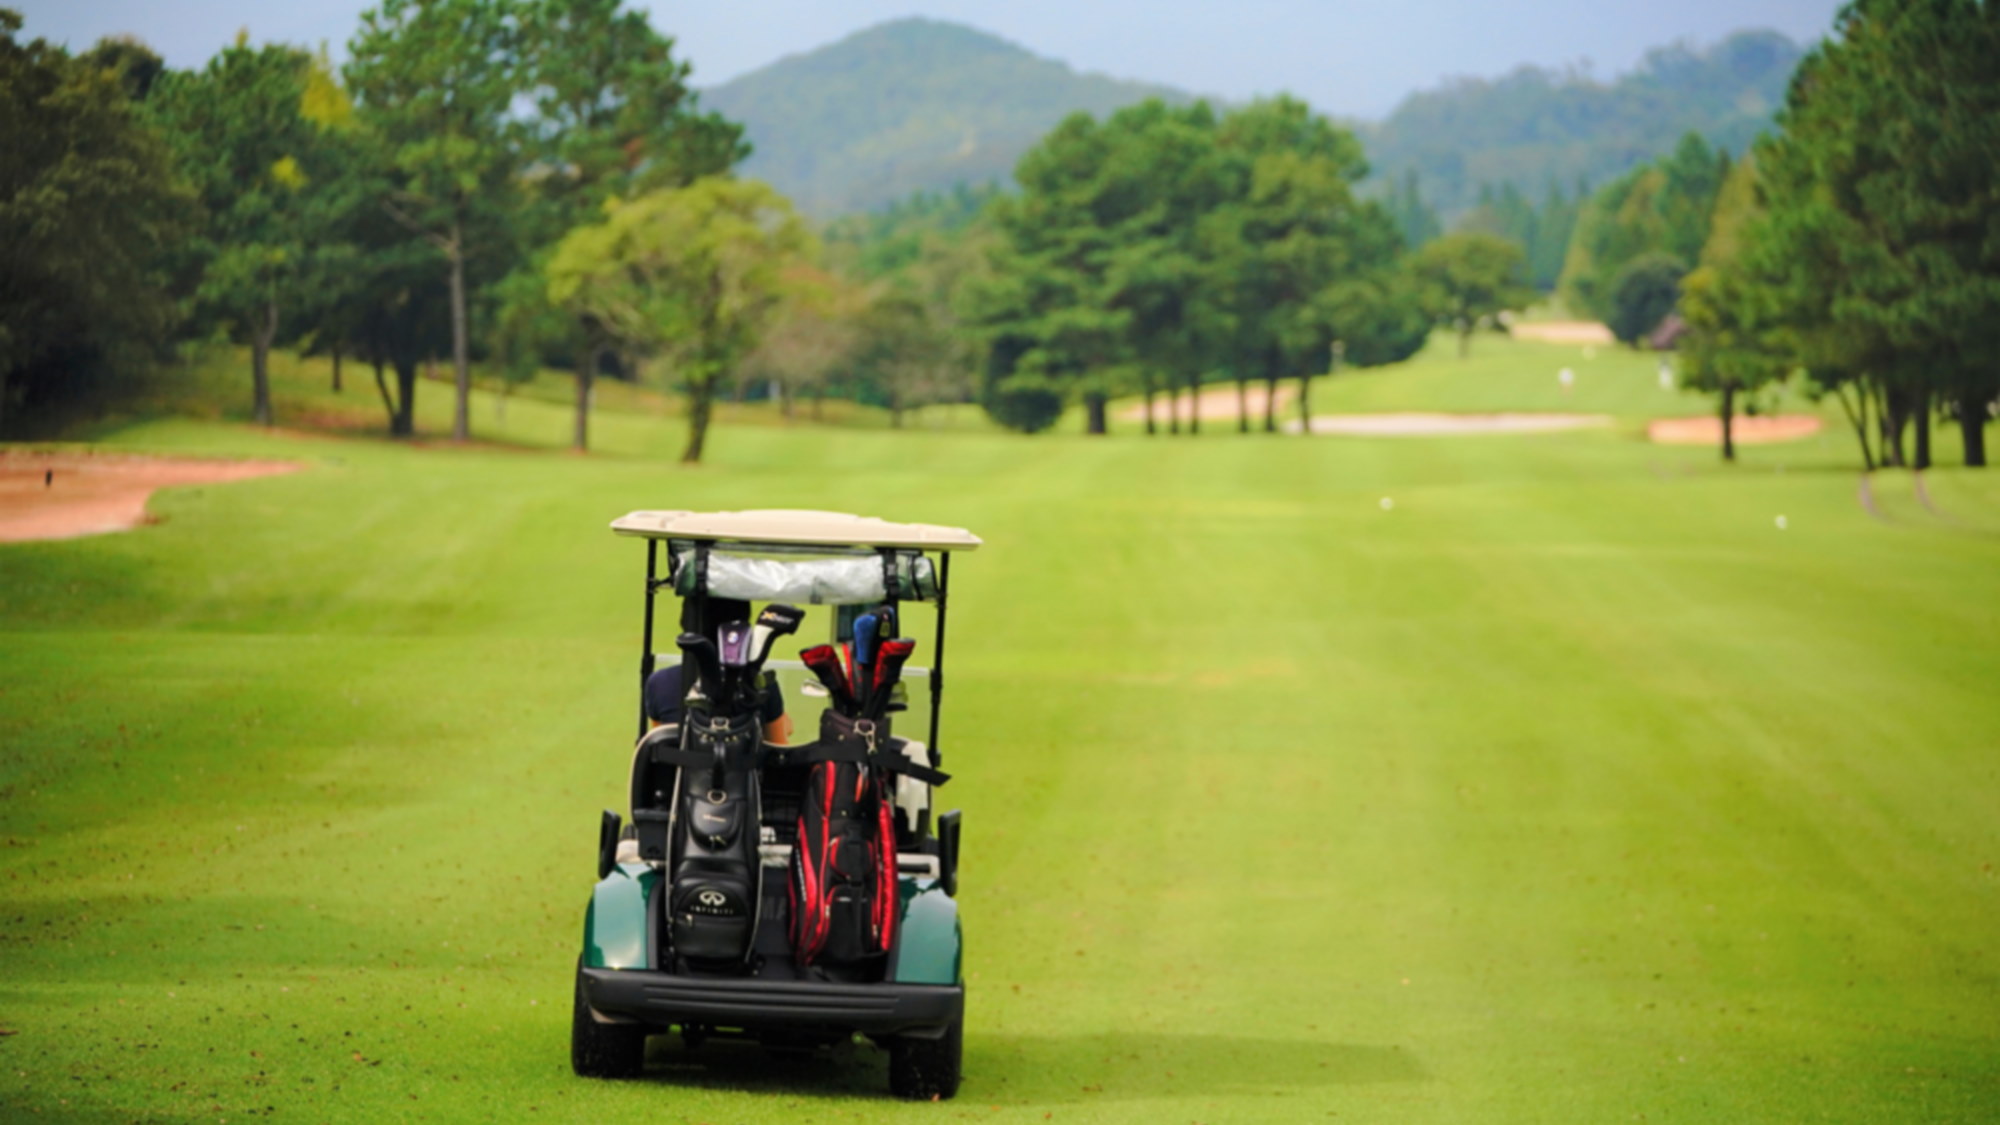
[1362, 31, 1806, 216]
[701, 18, 1197, 218]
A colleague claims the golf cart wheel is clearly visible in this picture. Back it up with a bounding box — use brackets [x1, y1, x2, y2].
[570, 962, 646, 1079]
[888, 1015, 962, 1100]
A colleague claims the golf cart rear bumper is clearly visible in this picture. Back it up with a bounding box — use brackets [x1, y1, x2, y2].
[580, 968, 963, 1034]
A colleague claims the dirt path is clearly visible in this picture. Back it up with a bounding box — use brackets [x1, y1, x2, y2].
[1646, 415, 1823, 445]
[0, 451, 301, 543]
[1510, 320, 1615, 345]
[1118, 383, 1295, 424]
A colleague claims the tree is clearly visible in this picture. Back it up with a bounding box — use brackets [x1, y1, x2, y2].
[1677, 156, 1791, 462]
[1411, 232, 1535, 357]
[1558, 134, 1728, 320]
[852, 286, 958, 428]
[1605, 252, 1686, 348]
[976, 108, 1141, 436]
[546, 177, 809, 462]
[511, 0, 746, 450]
[150, 38, 347, 426]
[1745, 0, 2000, 470]
[0, 12, 188, 432]
[346, 0, 525, 444]
[740, 263, 862, 420]
[1214, 96, 1409, 431]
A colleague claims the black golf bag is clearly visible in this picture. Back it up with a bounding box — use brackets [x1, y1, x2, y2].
[663, 707, 765, 967]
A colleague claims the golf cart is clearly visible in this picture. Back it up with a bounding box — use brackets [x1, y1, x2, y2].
[571, 509, 979, 1099]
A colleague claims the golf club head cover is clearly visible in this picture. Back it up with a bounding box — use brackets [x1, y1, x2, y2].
[851, 615, 878, 710]
[750, 603, 807, 671]
[717, 620, 754, 668]
[865, 638, 917, 720]
[799, 643, 856, 714]
[676, 632, 724, 701]
[788, 710, 898, 969]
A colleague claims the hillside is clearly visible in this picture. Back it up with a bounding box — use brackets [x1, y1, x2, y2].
[1363, 30, 1805, 214]
[701, 18, 1195, 217]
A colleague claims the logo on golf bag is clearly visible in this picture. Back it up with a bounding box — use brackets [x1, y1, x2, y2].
[697, 889, 727, 907]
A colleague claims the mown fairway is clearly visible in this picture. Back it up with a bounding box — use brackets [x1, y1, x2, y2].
[4, 341, 1999, 1122]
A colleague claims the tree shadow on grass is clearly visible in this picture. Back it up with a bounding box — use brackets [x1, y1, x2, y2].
[627, 1028, 1426, 1105]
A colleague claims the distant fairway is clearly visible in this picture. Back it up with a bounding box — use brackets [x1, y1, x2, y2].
[3, 337, 1998, 1122]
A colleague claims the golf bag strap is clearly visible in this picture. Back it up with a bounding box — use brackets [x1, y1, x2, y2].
[791, 738, 872, 765]
[875, 754, 950, 786]
[787, 737, 951, 785]
[644, 711, 763, 770]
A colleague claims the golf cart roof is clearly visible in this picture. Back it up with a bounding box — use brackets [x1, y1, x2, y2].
[611, 509, 982, 551]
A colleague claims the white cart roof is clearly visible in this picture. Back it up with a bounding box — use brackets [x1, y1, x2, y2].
[610, 509, 982, 551]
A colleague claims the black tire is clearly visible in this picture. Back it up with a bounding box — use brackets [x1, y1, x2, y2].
[888, 1016, 962, 1100]
[570, 963, 647, 1079]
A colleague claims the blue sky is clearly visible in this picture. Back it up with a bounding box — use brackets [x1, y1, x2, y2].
[21, 0, 1843, 119]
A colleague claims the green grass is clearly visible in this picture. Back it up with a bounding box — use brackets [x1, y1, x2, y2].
[3, 337, 1998, 1122]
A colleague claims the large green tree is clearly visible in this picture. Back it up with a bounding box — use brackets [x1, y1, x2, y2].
[1410, 231, 1536, 358]
[546, 177, 809, 462]
[150, 39, 347, 426]
[1677, 156, 1791, 461]
[1748, 0, 1999, 469]
[508, 0, 746, 450]
[346, 0, 524, 443]
[0, 11, 188, 433]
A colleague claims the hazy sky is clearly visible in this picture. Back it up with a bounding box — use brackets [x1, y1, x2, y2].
[20, 0, 1843, 119]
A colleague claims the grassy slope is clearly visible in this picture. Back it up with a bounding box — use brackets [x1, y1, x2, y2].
[3, 339, 1997, 1123]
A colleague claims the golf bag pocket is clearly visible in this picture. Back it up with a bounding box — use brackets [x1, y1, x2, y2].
[669, 867, 754, 962]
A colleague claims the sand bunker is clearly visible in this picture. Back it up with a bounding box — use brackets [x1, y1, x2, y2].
[1119, 383, 1294, 424]
[1292, 412, 1613, 436]
[1646, 415, 1823, 445]
[0, 451, 301, 543]
[1509, 320, 1615, 345]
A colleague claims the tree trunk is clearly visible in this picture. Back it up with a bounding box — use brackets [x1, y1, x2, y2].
[1297, 370, 1313, 435]
[682, 377, 714, 463]
[331, 340, 343, 393]
[250, 299, 278, 427]
[1959, 390, 1989, 467]
[371, 356, 395, 430]
[390, 357, 417, 437]
[1833, 378, 1875, 471]
[1084, 392, 1107, 436]
[1262, 376, 1279, 433]
[778, 378, 794, 419]
[1237, 377, 1250, 434]
[1913, 386, 1932, 470]
[573, 338, 595, 452]
[1457, 318, 1471, 359]
[1879, 381, 1907, 468]
[447, 222, 471, 443]
[1187, 372, 1201, 435]
[1141, 374, 1156, 436]
[1719, 382, 1736, 462]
